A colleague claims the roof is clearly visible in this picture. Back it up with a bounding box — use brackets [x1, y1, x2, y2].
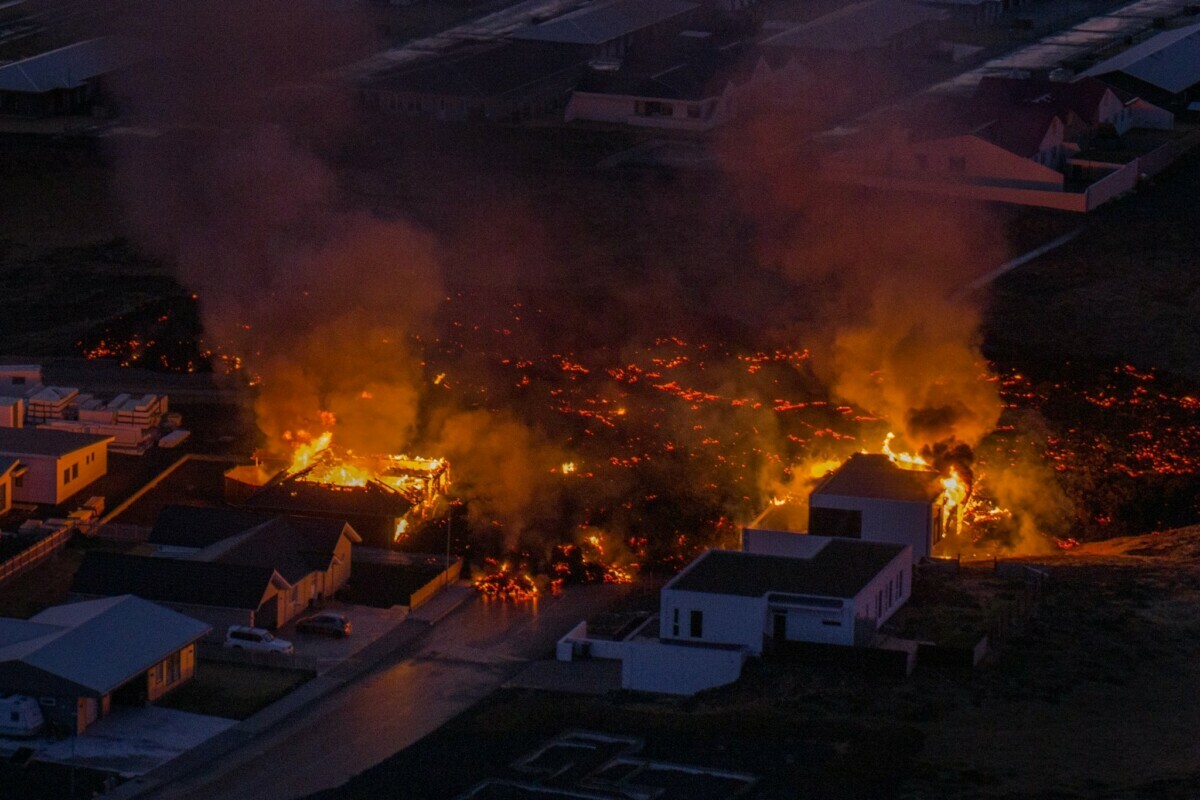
[0, 38, 123, 94]
[811, 453, 942, 503]
[245, 476, 417, 519]
[72, 551, 282, 610]
[149, 504, 281, 549]
[973, 75, 1116, 126]
[577, 38, 783, 101]
[668, 539, 907, 598]
[364, 41, 585, 99]
[977, 104, 1061, 157]
[763, 0, 945, 54]
[198, 516, 360, 583]
[1081, 22, 1200, 94]
[511, 0, 699, 45]
[0, 596, 209, 696]
[0, 427, 112, 458]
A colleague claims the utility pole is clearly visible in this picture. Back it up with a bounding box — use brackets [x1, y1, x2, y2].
[445, 503, 452, 588]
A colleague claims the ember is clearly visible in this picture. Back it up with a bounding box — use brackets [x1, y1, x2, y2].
[474, 559, 540, 601]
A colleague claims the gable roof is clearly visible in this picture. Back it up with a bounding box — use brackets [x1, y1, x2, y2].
[0, 38, 123, 94]
[197, 516, 359, 583]
[72, 551, 282, 610]
[668, 539, 907, 598]
[149, 504, 279, 549]
[763, 0, 945, 54]
[0, 427, 112, 458]
[1081, 22, 1200, 94]
[811, 453, 942, 503]
[0, 595, 209, 697]
[0, 457, 18, 480]
[511, 0, 698, 46]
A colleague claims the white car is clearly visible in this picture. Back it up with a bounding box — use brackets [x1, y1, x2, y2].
[0, 693, 44, 737]
[223, 626, 294, 655]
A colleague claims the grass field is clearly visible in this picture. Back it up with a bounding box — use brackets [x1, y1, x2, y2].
[157, 661, 314, 721]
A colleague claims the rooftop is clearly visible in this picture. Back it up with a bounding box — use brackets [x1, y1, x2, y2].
[72, 551, 283, 610]
[0, 427, 113, 458]
[1081, 22, 1200, 94]
[668, 539, 907, 598]
[811, 453, 942, 503]
[510, 0, 699, 46]
[363, 41, 585, 99]
[0, 595, 210, 696]
[763, 0, 945, 54]
[245, 476, 418, 518]
[0, 38, 124, 94]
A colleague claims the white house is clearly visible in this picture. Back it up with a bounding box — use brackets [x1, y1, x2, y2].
[0, 428, 112, 505]
[660, 537, 911, 654]
[806, 453, 945, 561]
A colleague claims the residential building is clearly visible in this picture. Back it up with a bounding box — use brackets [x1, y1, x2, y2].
[71, 552, 294, 634]
[0, 595, 209, 733]
[565, 39, 808, 132]
[0, 427, 112, 505]
[0, 38, 122, 118]
[73, 506, 362, 631]
[1081, 22, 1200, 112]
[660, 537, 911, 653]
[510, 0, 702, 59]
[807, 453, 945, 561]
[359, 41, 586, 123]
[242, 477, 418, 548]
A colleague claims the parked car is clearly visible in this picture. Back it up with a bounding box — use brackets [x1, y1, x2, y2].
[0, 693, 45, 737]
[295, 612, 352, 638]
[224, 626, 294, 655]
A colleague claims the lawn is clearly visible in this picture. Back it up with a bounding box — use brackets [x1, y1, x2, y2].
[157, 661, 314, 721]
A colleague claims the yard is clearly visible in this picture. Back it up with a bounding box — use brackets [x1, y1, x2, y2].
[156, 661, 314, 721]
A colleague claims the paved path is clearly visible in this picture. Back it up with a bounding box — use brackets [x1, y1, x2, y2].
[118, 583, 620, 800]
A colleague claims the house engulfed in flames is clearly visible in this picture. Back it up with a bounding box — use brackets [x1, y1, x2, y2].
[746, 442, 963, 563]
[225, 434, 449, 549]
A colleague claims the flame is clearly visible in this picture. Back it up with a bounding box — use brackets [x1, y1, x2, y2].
[562, 461, 576, 474]
[882, 432, 928, 468]
[394, 518, 409, 541]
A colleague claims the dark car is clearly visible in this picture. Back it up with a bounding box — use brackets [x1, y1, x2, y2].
[295, 612, 352, 638]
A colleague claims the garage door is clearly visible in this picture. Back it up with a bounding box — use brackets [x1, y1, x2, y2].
[780, 607, 848, 645]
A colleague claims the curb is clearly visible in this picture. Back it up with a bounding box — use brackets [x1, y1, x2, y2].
[103, 586, 476, 798]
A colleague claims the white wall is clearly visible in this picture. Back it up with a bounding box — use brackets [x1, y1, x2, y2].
[555, 620, 630, 661]
[741, 527, 827, 557]
[660, 588, 767, 655]
[8, 440, 108, 504]
[769, 598, 855, 645]
[621, 639, 746, 695]
[809, 494, 934, 560]
[1129, 99, 1173, 130]
[851, 545, 913, 629]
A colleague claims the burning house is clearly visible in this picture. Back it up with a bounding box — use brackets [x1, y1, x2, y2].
[230, 439, 449, 549]
[746, 451, 952, 562]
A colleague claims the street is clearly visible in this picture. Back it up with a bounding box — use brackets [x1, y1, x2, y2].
[147, 584, 622, 800]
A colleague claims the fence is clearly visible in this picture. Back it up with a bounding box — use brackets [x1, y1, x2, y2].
[0, 525, 75, 587]
[78, 522, 153, 543]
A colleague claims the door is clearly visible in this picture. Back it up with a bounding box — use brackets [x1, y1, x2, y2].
[773, 612, 787, 641]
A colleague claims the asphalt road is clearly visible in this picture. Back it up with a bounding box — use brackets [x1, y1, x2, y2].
[149, 584, 621, 800]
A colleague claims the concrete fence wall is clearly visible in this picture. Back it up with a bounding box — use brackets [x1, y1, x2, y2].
[621, 640, 746, 695]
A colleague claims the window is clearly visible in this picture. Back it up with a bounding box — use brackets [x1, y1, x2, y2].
[71, 464, 79, 481]
[13, 475, 22, 489]
[690, 610, 703, 638]
[898, 569, 904, 598]
[635, 100, 673, 117]
[876, 590, 882, 618]
[686, 104, 701, 119]
[888, 580, 894, 606]
[672, 608, 680, 637]
[39, 697, 56, 707]
[11, 376, 24, 385]
[821, 619, 842, 627]
[809, 507, 862, 539]
[9, 712, 17, 722]
[63, 468, 70, 484]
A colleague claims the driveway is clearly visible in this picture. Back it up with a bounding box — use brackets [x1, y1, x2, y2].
[145, 584, 626, 800]
[277, 603, 408, 675]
